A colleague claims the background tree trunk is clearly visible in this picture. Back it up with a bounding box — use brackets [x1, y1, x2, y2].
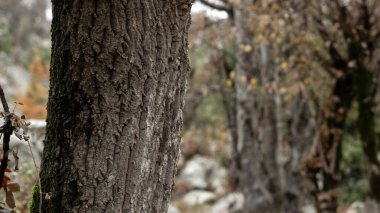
[354, 67, 380, 201]
[234, 1, 313, 212]
[32, 0, 192, 212]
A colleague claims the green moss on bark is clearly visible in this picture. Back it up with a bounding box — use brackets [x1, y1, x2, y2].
[30, 184, 40, 213]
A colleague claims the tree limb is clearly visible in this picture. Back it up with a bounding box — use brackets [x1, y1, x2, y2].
[0, 84, 12, 190]
[0, 85, 9, 113]
[198, 0, 228, 11]
[197, 0, 234, 19]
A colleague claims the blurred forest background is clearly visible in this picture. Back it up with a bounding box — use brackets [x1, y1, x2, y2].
[0, 0, 380, 212]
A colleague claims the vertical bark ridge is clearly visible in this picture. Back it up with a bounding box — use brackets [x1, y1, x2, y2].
[35, 0, 192, 212]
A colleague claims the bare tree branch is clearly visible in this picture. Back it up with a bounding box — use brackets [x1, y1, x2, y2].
[198, 0, 228, 11]
[0, 84, 12, 190]
[197, 0, 234, 19]
[0, 85, 9, 113]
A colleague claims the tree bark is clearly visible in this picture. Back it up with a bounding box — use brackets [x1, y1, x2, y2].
[32, 0, 192, 212]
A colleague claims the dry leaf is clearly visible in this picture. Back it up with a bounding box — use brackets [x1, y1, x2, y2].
[2, 175, 10, 187]
[23, 134, 30, 142]
[14, 132, 22, 140]
[7, 183, 20, 192]
[5, 191, 15, 209]
[45, 192, 52, 200]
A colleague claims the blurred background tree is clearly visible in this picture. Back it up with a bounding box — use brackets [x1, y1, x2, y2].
[0, 0, 380, 212]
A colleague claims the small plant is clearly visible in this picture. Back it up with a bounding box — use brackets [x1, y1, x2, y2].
[0, 84, 41, 212]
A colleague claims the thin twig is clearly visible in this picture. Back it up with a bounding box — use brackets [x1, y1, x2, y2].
[11, 103, 17, 113]
[0, 113, 12, 119]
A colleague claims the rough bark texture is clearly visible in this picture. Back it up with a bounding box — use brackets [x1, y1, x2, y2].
[32, 0, 192, 212]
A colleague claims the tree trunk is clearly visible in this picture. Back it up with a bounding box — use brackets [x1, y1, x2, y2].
[354, 67, 380, 201]
[214, 53, 240, 191]
[32, 0, 192, 212]
[305, 72, 354, 213]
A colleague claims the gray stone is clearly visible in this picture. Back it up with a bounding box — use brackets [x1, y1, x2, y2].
[364, 199, 380, 213]
[5, 65, 31, 95]
[168, 204, 180, 213]
[211, 193, 244, 213]
[346, 201, 365, 213]
[301, 204, 317, 213]
[177, 155, 227, 193]
[182, 190, 217, 206]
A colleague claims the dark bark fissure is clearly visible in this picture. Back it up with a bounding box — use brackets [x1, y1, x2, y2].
[33, 0, 192, 212]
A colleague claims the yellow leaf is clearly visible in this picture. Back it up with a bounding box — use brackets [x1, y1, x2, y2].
[279, 87, 287, 94]
[258, 15, 271, 31]
[280, 62, 288, 70]
[226, 80, 233, 88]
[250, 78, 258, 88]
[348, 60, 356, 68]
[271, 3, 280, 11]
[229, 71, 236, 79]
[243, 45, 252, 53]
[239, 44, 252, 53]
[239, 76, 247, 84]
[256, 34, 266, 42]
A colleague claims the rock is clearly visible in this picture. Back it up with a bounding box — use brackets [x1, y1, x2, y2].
[177, 155, 227, 193]
[182, 190, 217, 206]
[211, 193, 244, 213]
[25, 119, 46, 156]
[301, 204, 317, 213]
[346, 201, 365, 213]
[178, 156, 209, 189]
[168, 204, 180, 213]
[364, 199, 379, 213]
[4, 65, 31, 95]
[210, 164, 228, 194]
[180, 135, 200, 159]
[0, 209, 14, 213]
